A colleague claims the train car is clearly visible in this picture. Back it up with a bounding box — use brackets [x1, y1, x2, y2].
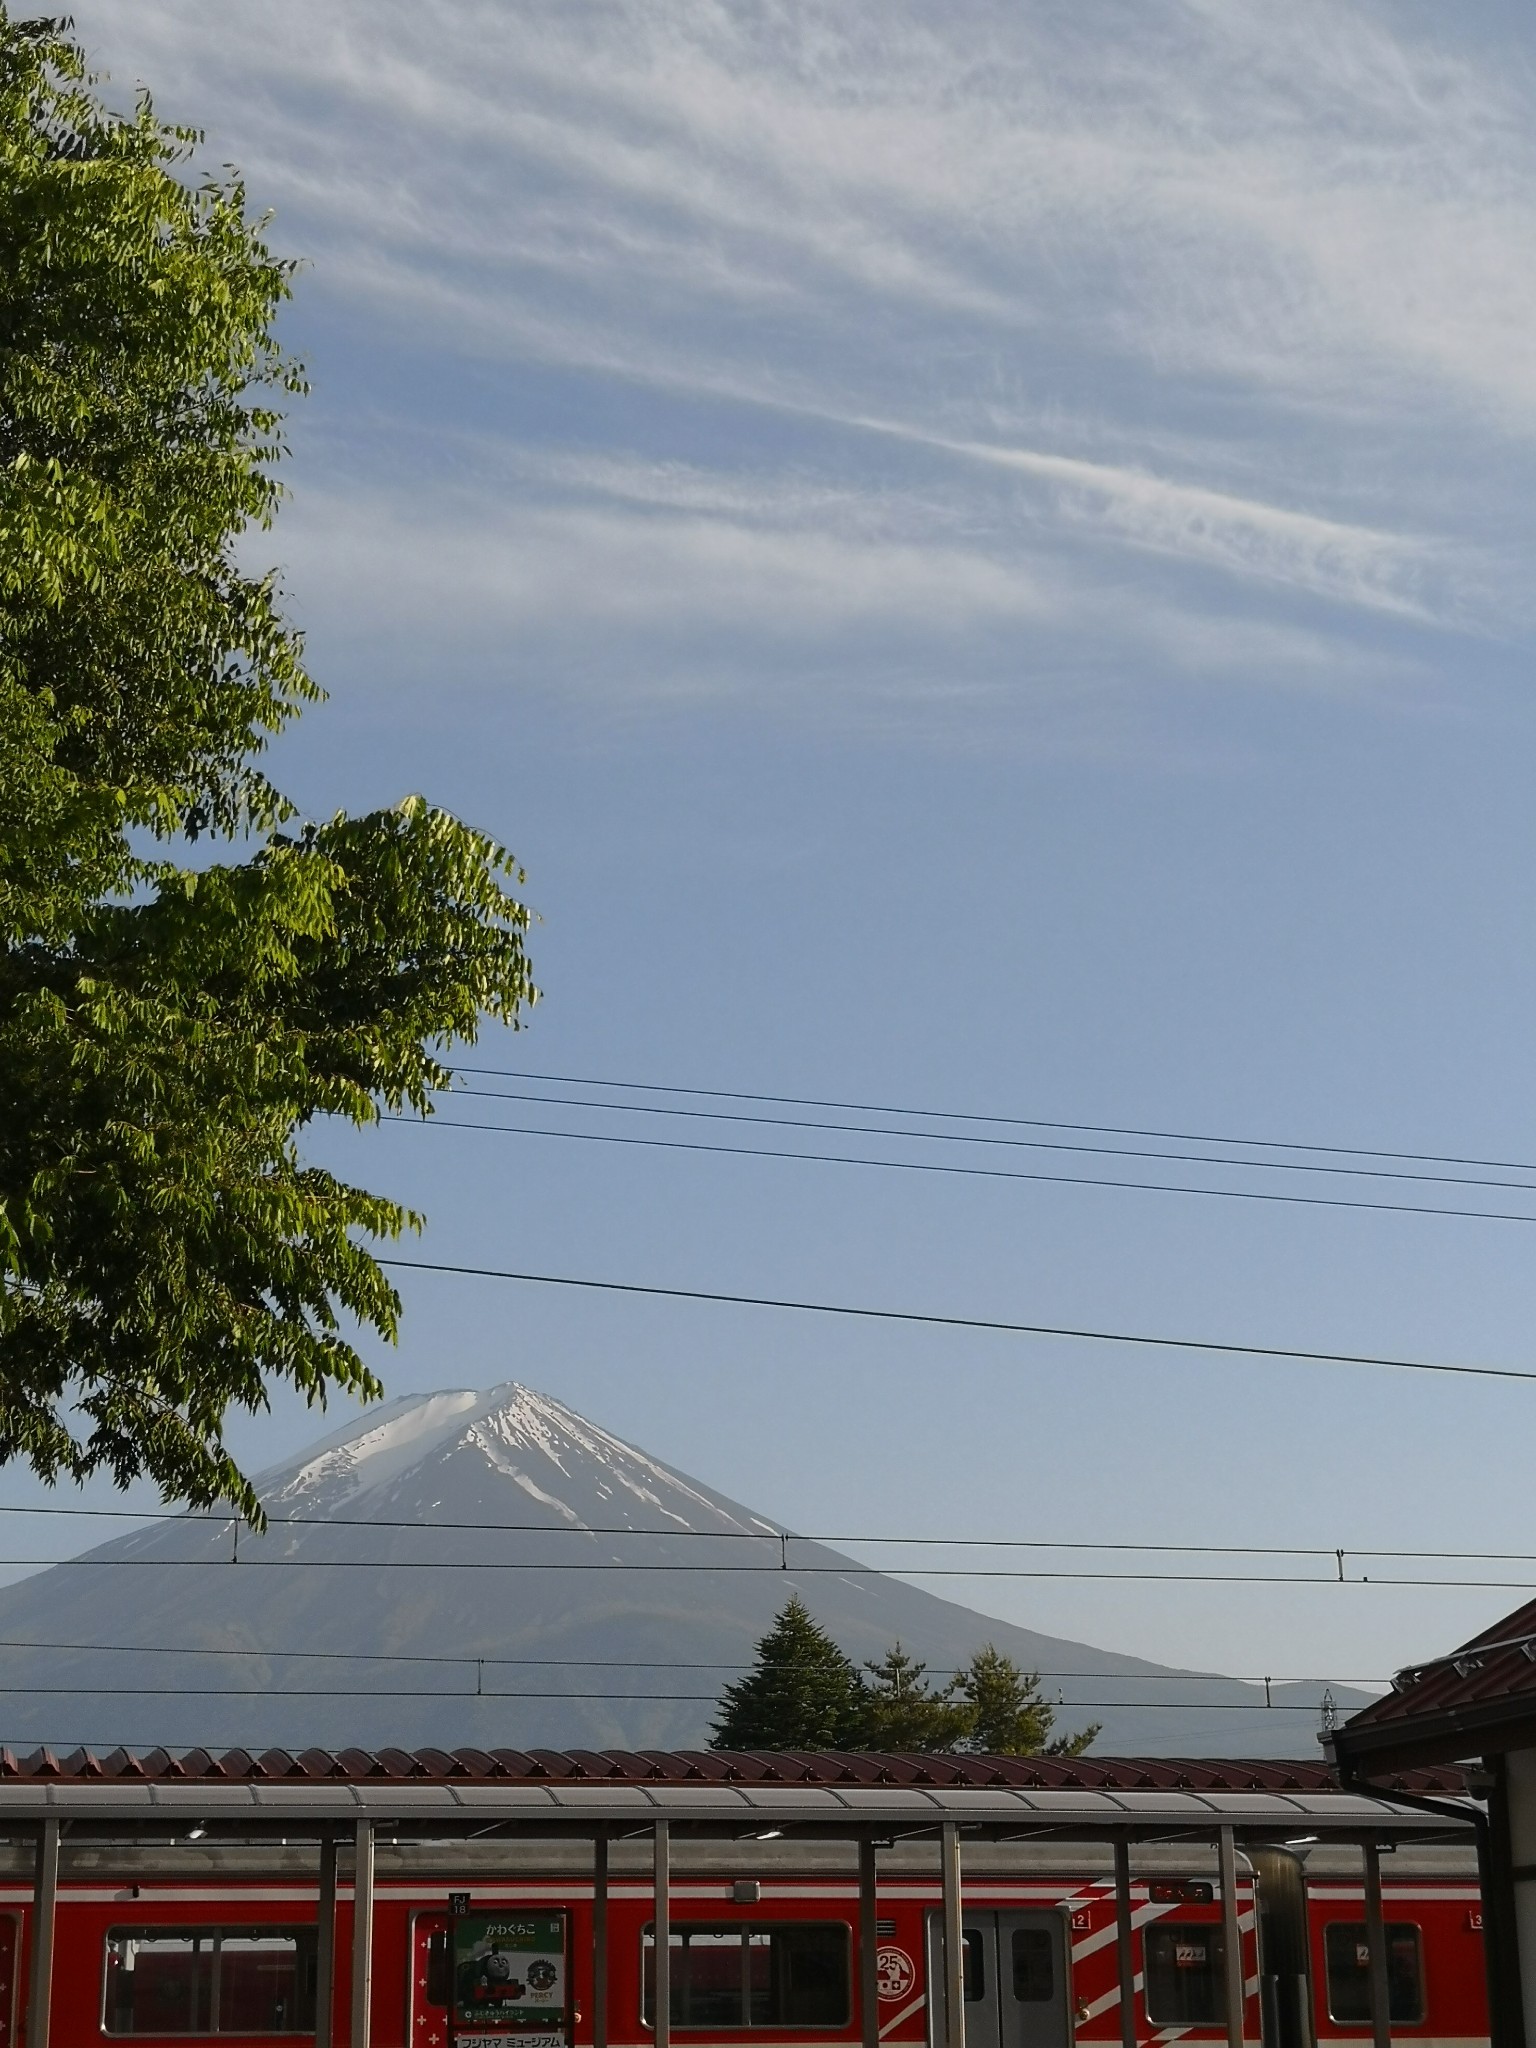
[0, 1829, 1486, 2048]
[1293, 1844, 1490, 2048]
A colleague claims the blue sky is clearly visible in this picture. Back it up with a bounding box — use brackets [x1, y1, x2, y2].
[23, 0, 1536, 1703]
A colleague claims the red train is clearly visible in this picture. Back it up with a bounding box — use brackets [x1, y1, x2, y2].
[0, 1830, 1487, 2047]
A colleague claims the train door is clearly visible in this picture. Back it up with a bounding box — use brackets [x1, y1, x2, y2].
[927, 1911, 1071, 2048]
[411, 1912, 451, 2047]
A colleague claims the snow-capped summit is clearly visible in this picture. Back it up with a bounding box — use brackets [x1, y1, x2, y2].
[259, 1381, 780, 1540]
[0, 1382, 1373, 1756]
[264, 1388, 487, 1508]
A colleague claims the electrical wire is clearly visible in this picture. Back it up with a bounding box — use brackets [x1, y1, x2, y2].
[0, 1555, 1522, 1585]
[375, 1256, 1536, 1385]
[0, 1638, 1385, 1685]
[458, 1066, 1536, 1178]
[390, 1115, 1536, 1228]
[1, 1500, 1533, 1570]
[446, 1085, 1536, 1197]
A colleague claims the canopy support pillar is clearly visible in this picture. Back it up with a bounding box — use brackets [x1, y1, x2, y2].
[1218, 1827, 1243, 2048]
[941, 1822, 965, 2048]
[594, 1832, 610, 2048]
[315, 1832, 337, 2048]
[27, 1817, 58, 2048]
[1113, 1833, 1136, 2048]
[654, 1819, 671, 2048]
[1363, 1841, 1392, 2048]
[350, 1818, 374, 2048]
[860, 1837, 880, 2048]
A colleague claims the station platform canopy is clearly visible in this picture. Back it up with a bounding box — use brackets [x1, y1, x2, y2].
[0, 1744, 1475, 1843]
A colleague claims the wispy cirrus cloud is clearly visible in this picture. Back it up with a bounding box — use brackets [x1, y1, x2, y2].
[831, 421, 1443, 620]
[78, 0, 1536, 721]
[99, 0, 1536, 426]
[278, 481, 1050, 641]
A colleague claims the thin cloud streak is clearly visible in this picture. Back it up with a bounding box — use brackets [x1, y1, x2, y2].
[778, 415, 1435, 621]
[275, 487, 1050, 638]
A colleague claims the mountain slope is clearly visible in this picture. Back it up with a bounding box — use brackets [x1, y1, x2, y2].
[0, 1384, 1370, 1754]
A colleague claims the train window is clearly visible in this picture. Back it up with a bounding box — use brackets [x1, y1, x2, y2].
[963, 1931, 985, 2001]
[643, 1922, 850, 2029]
[105, 1932, 213, 2035]
[1011, 1929, 1054, 2003]
[218, 1934, 313, 2035]
[425, 1929, 450, 2008]
[104, 1926, 317, 2035]
[1323, 1923, 1425, 2025]
[1143, 1924, 1226, 2026]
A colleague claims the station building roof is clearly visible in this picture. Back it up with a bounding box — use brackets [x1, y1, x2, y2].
[1334, 1593, 1536, 1774]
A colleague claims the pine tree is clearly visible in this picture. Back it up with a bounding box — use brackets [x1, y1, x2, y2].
[957, 1645, 1099, 1757]
[856, 1643, 974, 1751]
[710, 1596, 865, 1749]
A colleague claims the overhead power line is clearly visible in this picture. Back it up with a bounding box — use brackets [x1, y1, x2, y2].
[5, 1499, 1536, 1570]
[392, 1115, 1536, 1229]
[458, 1066, 1536, 1179]
[0, 1637, 1385, 1686]
[0, 1554, 1524, 1587]
[376, 1255, 1536, 1386]
[448, 1084, 1536, 1197]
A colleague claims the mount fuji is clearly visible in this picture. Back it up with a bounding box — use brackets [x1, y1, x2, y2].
[0, 1384, 1372, 1755]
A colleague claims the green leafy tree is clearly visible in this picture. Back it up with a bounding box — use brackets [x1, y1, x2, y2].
[957, 1645, 1099, 1757]
[711, 1596, 866, 1749]
[0, 14, 535, 1523]
[856, 1643, 974, 1751]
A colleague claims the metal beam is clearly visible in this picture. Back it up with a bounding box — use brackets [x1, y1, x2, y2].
[941, 1821, 965, 2048]
[314, 1833, 337, 2048]
[1113, 1833, 1136, 2048]
[27, 1818, 58, 2048]
[593, 1832, 610, 2048]
[1218, 1827, 1243, 2048]
[1362, 1842, 1392, 2048]
[350, 1818, 375, 2048]
[654, 1819, 671, 2048]
[859, 1837, 880, 2048]
[1483, 1758, 1529, 2048]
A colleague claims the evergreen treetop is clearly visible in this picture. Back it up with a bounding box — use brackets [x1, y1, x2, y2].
[957, 1645, 1100, 1758]
[710, 1595, 865, 1750]
[858, 1643, 972, 1752]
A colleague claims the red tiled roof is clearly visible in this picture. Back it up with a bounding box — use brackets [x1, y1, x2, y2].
[0, 1746, 1470, 1794]
[1335, 1594, 1536, 1772]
